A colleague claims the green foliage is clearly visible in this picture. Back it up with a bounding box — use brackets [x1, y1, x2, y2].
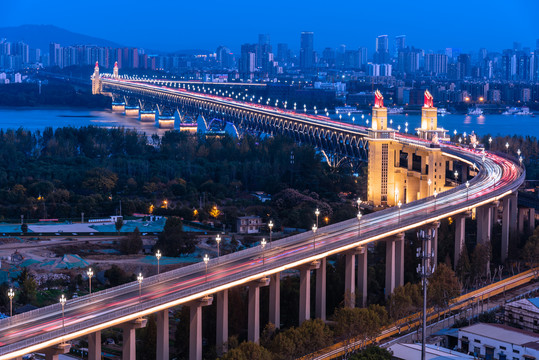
[104, 265, 134, 286]
[471, 242, 491, 283]
[115, 218, 124, 233]
[220, 341, 272, 360]
[119, 227, 143, 254]
[333, 305, 388, 344]
[428, 263, 462, 310]
[18, 268, 37, 305]
[155, 217, 196, 256]
[388, 282, 422, 320]
[522, 226, 539, 270]
[349, 346, 393, 360]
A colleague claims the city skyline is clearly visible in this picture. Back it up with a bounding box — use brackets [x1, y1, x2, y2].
[2, 0, 538, 53]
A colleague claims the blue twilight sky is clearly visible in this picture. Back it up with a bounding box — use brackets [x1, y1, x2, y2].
[3, 0, 538, 54]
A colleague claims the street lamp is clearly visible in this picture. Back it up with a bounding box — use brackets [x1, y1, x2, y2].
[517, 149, 521, 157]
[261, 238, 266, 265]
[7, 288, 14, 317]
[216, 235, 221, 257]
[454, 170, 459, 184]
[59, 294, 67, 336]
[312, 224, 318, 250]
[315, 209, 320, 228]
[87, 268, 94, 294]
[466, 181, 470, 200]
[356, 197, 361, 209]
[398, 201, 402, 224]
[137, 273, 143, 302]
[268, 220, 274, 246]
[203, 254, 210, 282]
[505, 142, 509, 152]
[427, 179, 432, 197]
[356, 211, 362, 237]
[488, 137, 492, 149]
[433, 190, 438, 210]
[156, 250, 162, 274]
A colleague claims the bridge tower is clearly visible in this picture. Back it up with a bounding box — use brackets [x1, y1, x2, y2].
[367, 90, 398, 206]
[416, 90, 448, 143]
[91, 61, 101, 95]
[113, 61, 119, 79]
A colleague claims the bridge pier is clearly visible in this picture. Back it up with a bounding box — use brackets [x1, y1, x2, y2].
[357, 247, 368, 307]
[124, 106, 140, 117]
[122, 318, 147, 360]
[269, 273, 280, 328]
[299, 261, 320, 324]
[156, 309, 169, 360]
[140, 110, 157, 122]
[248, 277, 269, 343]
[385, 237, 396, 297]
[88, 331, 101, 360]
[43, 343, 71, 360]
[216, 290, 228, 355]
[315, 258, 327, 320]
[510, 193, 518, 235]
[189, 296, 213, 360]
[395, 234, 405, 288]
[345, 251, 356, 307]
[476, 205, 493, 244]
[454, 212, 471, 270]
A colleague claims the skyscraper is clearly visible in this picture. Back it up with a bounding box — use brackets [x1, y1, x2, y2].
[394, 35, 406, 57]
[240, 43, 257, 77]
[277, 43, 289, 63]
[49, 42, 61, 67]
[375, 35, 390, 64]
[300, 32, 314, 69]
[257, 34, 271, 68]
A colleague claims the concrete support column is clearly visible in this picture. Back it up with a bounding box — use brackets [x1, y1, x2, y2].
[122, 318, 147, 360]
[385, 237, 395, 298]
[518, 208, 527, 234]
[156, 310, 169, 360]
[394, 234, 405, 288]
[269, 273, 280, 328]
[189, 297, 212, 360]
[88, 331, 102, 360]
[510, 193, 518, 235]
[454, 214, 467, 270]
[345, 252, 356, 307]
[299, 267, 311, 324]
[502, 197, 511, 263]
[216, 290, 228, 355]
[357, 247, 368, 307]
[477, 205, 492, 244]
[248, 278, 269, 344]
[43, 344, 71, 360]
[315, 258, 327, 320]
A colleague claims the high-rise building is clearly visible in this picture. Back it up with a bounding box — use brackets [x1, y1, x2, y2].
[359, 47, 368, 68]
[216, 46, 234, 69]
[424, 53, 448, 75]
[374, 35, 390, 64]
[240, 43, 257, 77]
[300, 32, 314, 69]
[394, 35, 406, 57]
[257, 34, 271, 68]
[457, 54, 471, 79]
[277, 43, 289, 63]
[49, 42, 61, 67]
[398, 47, 420, 74]
[322, 47, 335, 67]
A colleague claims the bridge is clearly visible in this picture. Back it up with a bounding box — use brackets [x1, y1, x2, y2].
[0, 64, 526, 360]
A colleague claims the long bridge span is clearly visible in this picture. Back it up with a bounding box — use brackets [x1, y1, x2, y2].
[0, 66, 526, 360]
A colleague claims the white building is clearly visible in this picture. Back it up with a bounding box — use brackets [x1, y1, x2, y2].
[389, 343, 475, 359]
[458, 323, 539, 360]
[236, 216, 264, 234]
[504, 297, 539, 333]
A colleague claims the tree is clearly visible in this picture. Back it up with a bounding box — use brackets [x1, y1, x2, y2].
[388, 283, 422, 320]
[115, 218, 124, 233]
[105, 265, 134, 286]
[333, 307, 386, 354]
[155, 217, 196, 256]
[456, 246, 472, 286]
[522, 228, 539, 278]
[137, 314, 157, 360]
[349, 346, 393, 360]
[119, 228, 143, 254]
[471, 242, 491, 284]
[428, 263, 462, 318]
[18, 268, 37, 305]
[220, 341, 272, 360]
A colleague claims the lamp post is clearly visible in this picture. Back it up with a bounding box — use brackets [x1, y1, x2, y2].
[7, 288, 14, 317]
[268, 220, 274, 246]
[59, 294, 67, 336]
[136, 273, 144, 303]
[203, 254, 210, 282]
[261, 238, 266, 265]
[505, 142, 509, 153]
[216, 235, 221, 257]
[156, 250, 162, 274]
[356, 197, 361, 210]
[395, 189, 400, 206]
[357, 211, 362, 238]
[315, 209, 320, 229]
[466, 181, 470, 200]
[454, 170, 459, 184]
[427, 179, 432, 197]
[517, 149, 521, 157]
[312, 224, 318, 250]
[488, 136, 492, 149]
[433, 190, 438, 210]
[398, 201, 402, 224]
[87, 268, 94, 294]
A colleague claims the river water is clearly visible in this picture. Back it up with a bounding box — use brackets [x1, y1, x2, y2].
[0, 108, 537, 138]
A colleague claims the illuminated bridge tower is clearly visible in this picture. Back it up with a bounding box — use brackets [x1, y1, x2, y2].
[367, 90, 397, 206]
[91, 62, 101, 95]
[113, 61, 119, 79]
[416, 90, 448, 142]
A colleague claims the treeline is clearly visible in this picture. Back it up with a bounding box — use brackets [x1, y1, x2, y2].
[0, 127, 359, 229]
[0, 83, 110, 108]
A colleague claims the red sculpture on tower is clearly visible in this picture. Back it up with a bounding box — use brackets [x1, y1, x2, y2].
[424, 90, 434, 108]
[374, 90, 384, 108]
[114, 61, 118, 68]
[95, 61, 99, 68]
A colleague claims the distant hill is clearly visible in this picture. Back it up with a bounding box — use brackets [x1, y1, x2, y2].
[0, 25, 122, 51]
[171, 49, 213, 55]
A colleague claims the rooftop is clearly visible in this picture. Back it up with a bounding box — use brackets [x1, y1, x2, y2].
[460, 323, 539, 346]
[389, 343, 475, 359]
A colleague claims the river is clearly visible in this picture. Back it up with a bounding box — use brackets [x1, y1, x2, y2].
[0, 107, 537, 138]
